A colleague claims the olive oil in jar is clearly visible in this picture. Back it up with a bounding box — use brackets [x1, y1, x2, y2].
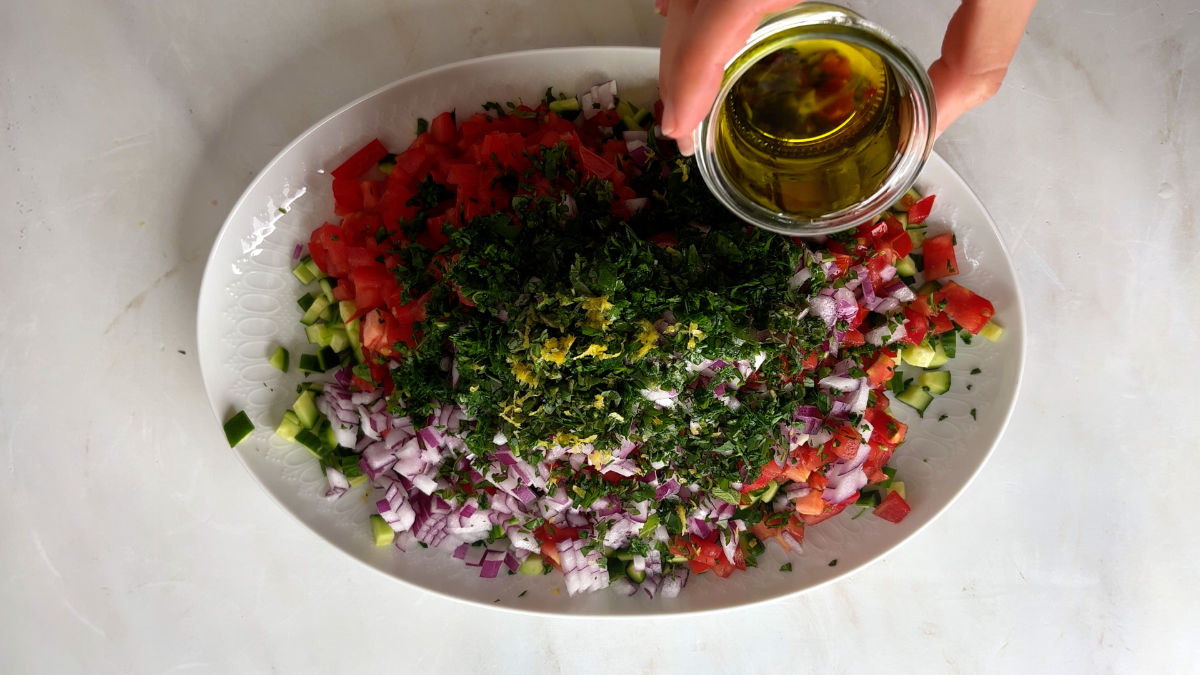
[691, 3, 936, 236]
[716, 37, 903, 218]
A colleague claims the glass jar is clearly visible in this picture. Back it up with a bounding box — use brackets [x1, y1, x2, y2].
[692, 3, 936, 236]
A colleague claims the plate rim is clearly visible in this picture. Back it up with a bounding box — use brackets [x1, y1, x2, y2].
[196, 46, 1026, 617]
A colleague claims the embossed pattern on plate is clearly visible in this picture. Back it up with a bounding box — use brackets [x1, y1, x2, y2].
[197, 47, 1024, 616]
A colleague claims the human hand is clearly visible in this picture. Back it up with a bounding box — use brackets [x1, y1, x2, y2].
[657, 0, 1039, 155]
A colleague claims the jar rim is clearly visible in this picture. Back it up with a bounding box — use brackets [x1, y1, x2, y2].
[692, 5, 936, 237]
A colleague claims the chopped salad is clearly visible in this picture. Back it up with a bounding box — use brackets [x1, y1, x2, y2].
[268, 81, 1002, 598]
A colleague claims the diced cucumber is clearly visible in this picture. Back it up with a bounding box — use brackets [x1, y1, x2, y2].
[292, 256, 316, 285]
[297, 292, 317, 312]
[757, 480, 780, 504]
[929, 341, 950, 368]
[299, 295, 331, 326]
[855, 490, 882, 508]
[892, 212, 909, 229]
[908, 227, 926, 249]
[304, 257, 323, 281]
[548, 97, 581, 114]
[297, 353, 323, 373]
[888, 481, 907, 500]
[269, 346, 290, 372]
[895, 255, 917, 277]
[305, 323, 333, 347]
[223, 410, 254, 447]
[339, 301, 364, 362]
[275, 410, 302, 442]
[328, 327, 350, 354]
[319, 278, 336, 304]
[897, 384, 934, 414]
[633, 108, 653, 128]
[377, 154, 396, 175]
[321, 423, 338, 449]
[518, 555, 546, 576]
[919, 370, 951, 395]
[916, 281, 940, 296]
[370, 514, 395, 546]
[626, 563, 647, 584]
[899, 341, 937, 368]
[606, 557, 627, 580]
[294, 429, 325, 458]
[940, 331, 957, 359]
[979, 321, 1005, 342]
[293, 390, 320, 428]
[317, 346, 339, 371]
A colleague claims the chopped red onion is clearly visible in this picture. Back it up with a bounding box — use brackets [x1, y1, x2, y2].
[324, 467, 350, 500]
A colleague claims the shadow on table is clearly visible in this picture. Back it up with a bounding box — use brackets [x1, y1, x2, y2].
[170, 0, 660, 353]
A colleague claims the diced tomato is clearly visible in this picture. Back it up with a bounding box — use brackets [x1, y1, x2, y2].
[933, 281, 995, 334]
[902, 306, 929, 346]
[824, 424, 861, 461]
[308, 223, 351, 277]
[534, 523, 580, 543]
[922, 232, 959, 280]
[331, 138, 388, 180]
[430, 111, 457, 145]
[841, 329, 864, 347]
[862, 443, 894, 484]
[884, 226, 914, 258]
[800, 497, 852, 525]
[781, 463, 811, 484]
[578, 146, 617, 179]
[332, 177, 364, 215]
[830, 253, 853, 276]
[648, 232, 679, 249]
[741, 460, 784, 494]
[865, 406, 907, 447]
[874, 491, 912, 523]
[395, 145, 430, 178]
[865, 354, 895, 387]
[907, 194, 935, 224]
[794, 490, 826, 516]
[541, 540, 562, 571]
[349, 264, 396, 312]
[929, 311, 955, 335]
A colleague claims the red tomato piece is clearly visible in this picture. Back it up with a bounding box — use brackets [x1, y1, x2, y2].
[907, 194, 935, 224]
[865, 354, 895, 387]
[331, 177, 364, 215]
[349, 264, 396, 312]
[933, 282, 995, 334]
[800, 497, 851, 525]
[578, 146, 617, 179]
[331, 138, 388, 180]
[902, 306, 930, 346]
[534, 523, 580, 543]
[741, 460, 784, 494]
[874, 491, 912, 523]
[922, 232, 959, 280]
[929, 311, 955, 335]
[430, 111, 457, 145]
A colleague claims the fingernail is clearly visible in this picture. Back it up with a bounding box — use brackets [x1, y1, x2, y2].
[660, 106, 676, 136]
[655, 0, 667, 16]
[676, 134, 695, 157]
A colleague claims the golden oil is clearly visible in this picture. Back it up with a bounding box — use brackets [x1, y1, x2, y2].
[693, 3, 936, 236]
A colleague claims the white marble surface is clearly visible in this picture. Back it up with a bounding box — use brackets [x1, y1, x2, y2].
[1, 0, 1196, 672]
